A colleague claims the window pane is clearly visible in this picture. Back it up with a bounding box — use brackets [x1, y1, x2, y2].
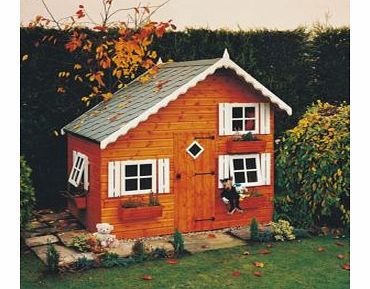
[245, 120, 255, 131]
[233, 159, 244, 170]
[245, 158, 257, 169]
[232, 107, 243, 118]
[125, 165, 138, 177]
[189, 143, 201, 157]
[232, 120, 243, 131]
[140, 164, 152, 176]
[245, 107, 255, 118]
[140, 178, 152, 190]
[234, 172, 246, 183]
[247, 171, 258, 183]
[125, 179, 138, 191]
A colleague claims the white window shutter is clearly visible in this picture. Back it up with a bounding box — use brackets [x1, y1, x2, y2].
[83, 157, 89, 191]
[218, 103, 226, 136]
[108, 161, 121, 197]
[158, 158, 170, 193]
[218, 155, 230, 188]
[260, 153, 271, 185]
[224, 104, 232, 135]
[259, 103, 271, 134]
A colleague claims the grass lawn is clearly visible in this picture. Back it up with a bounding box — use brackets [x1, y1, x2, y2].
[21, 236, 349, 289]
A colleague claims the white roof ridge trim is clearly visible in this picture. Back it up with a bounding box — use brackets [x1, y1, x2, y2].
[100, 58, 292, 149]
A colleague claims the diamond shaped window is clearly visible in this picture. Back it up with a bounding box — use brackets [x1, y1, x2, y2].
[186, 141, 204, 159]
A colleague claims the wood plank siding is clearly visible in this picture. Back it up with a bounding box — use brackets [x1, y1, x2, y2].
[68, 68, 275, 239]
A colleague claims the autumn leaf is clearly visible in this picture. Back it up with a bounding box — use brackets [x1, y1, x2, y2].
[231, 271, 241, 277]
[258, 249, 271, 255]
[254, 261, 265, 268]
[207, 234, 216, 239]
[253, 271, 263, 277]
[334, 241, 345, 247]
[266, 243, 273, 248]
[166, 259, 178, 265]
[142, 275, 153, 280]
[22, 54, 29, 61]
[337, 254, 345, 260]
[317, 246, 326, 252]
[342, 263, 350, 270]
[74, 64, 82, 70]
[201, 244, 209, 249]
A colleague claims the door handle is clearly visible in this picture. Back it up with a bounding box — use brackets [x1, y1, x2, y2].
[176, 173, 181, 180]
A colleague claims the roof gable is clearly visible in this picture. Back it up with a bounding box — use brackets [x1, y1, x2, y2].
[63, 49, 292, 149]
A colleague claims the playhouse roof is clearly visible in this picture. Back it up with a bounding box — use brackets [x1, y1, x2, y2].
[62, 49, 292, 149]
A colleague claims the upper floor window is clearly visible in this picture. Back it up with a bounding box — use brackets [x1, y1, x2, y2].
[231, 104, 259, 134]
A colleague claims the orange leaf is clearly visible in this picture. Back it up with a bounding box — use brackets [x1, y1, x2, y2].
[142, 275, 153, 280]
[342, 263, 350, 270]
[258, 249, 271, 255]
[207, 234, 216, 239]
[254, 261, 265, 268]
[231, 271, 241, 277]
[166, 259, 178, 265]
[253, 271, 263, 277]
[337, 254, 345, 260]
[317, 246, 326, 252]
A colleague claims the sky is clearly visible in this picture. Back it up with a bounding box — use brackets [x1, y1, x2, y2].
[20, 0, 349, 30]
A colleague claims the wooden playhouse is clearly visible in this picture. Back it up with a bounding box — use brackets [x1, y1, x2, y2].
[62, 49, 292, 239]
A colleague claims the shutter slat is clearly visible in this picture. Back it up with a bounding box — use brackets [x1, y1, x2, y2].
[164, 158, 170, 193]
[224, 104, 231, 135]
[218, 155, 230, 188]
[260, 153, 266, 184]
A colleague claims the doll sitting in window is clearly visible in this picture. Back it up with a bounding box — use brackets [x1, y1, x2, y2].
[220, 177, 245, 215]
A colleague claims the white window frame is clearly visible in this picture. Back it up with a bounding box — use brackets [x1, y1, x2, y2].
[229, 103, 259, 135]
[68, 152, 88, 188]
[229, 154, 263, 187]
[121, 160, 157, 195]
[186, 140, 205, 159]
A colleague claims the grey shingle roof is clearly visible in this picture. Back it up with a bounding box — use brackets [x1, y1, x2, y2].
[63, 58, 221, 143]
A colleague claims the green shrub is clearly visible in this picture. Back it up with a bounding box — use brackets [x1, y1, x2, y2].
[293, 228, 311, 239]
[172, 229, 185, 257]
[250, 218, 259, 241]
[46, 243, 60, 273]
[70, 234, 93, 252]
[275, 101, 350, 228]
[270, 220, 296, 241]
[20, 156, 36, 230]
[257, 231, 273, 243]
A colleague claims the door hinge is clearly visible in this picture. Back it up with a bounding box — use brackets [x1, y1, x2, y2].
[194, 136, 215, 140]
[194, 171, 215, 176]
[194, 217, 215, 222]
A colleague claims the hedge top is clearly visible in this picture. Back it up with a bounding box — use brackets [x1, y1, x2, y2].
[62, 49, 292, 149]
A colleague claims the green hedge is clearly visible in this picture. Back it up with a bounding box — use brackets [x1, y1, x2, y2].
[274, 101, 350, 228]
[20, 27, 349, 208]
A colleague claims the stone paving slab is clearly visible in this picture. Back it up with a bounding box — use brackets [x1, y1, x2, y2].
[31, 244, 96, 266]
[107, 241, 134, 257]
[57, 230, 90, 247]
[145, 239, 174, 252]
[227, 227, 251, 241]
[25, 235, 59, 247]
[183, 232, 245, 254]
[23, 226, 60, 238]
[37, 212, 73, 223]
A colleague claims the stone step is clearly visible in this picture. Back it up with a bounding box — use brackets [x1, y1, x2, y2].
[25, 235, 59, 247]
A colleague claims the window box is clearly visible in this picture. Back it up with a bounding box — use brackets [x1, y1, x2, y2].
[118, 205, 163, 222]
[239, 196, 264, 210]
[227, 140, 266, 154]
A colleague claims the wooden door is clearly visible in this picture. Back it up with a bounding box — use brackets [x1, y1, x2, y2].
[174, 131, 216, 232]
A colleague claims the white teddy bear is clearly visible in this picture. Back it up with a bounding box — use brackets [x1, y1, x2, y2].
[93, 223, 119, 248]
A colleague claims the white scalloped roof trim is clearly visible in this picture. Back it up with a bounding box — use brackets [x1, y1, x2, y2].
[100, 55, 292, 149]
